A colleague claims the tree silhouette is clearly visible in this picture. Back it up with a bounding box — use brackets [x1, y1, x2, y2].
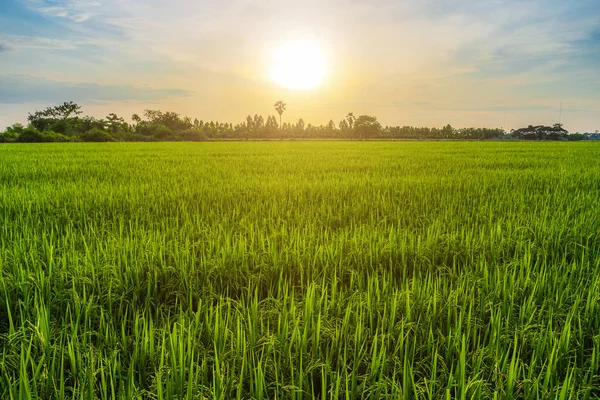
[346, 113, 356, 140]
[6, 101, 539, 142]
[511, 123, 568, 140]
[28, 101, 82, 132]
[354, 115, 381, 139]
[346, 113, 356, 129]
[274, 101, 286, 140]
[54, 101, 82, 120]
[105, 113, 126, 133]
[245, 115, 253, 140]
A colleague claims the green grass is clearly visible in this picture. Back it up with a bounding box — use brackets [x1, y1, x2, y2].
[1, 141, 599, 399]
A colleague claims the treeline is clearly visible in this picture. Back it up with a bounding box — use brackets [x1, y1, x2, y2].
[0, 101, 579, 143]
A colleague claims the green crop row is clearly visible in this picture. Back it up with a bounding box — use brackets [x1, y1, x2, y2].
[1, 142, 599, 399]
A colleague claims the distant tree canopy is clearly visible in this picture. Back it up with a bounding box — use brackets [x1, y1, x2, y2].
[27, 101, 82, 133]
[511, 124, 568, 140]
[354, 115, 381, 139]
[1, 101, 585, 143]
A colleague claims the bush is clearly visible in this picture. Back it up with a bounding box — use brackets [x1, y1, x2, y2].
[152, 126, 177, 141]
[179, 129, 208, 142]
[4, 123, 25, 133]
[0, 132, 18, 143]
[17, 127, 49, 142]
[81, 128, 115, 142]
[135, 123, 172, 138]
[48, 119, 74, 135]
[160, 133, 183, 141]
[111, 131, 153, 142]
[17, 128, 75, 142]
[0, 125, 20, 142]
[44, 130, 73, 142]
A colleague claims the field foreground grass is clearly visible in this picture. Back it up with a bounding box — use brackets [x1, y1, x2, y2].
[1, 142, 599, 399]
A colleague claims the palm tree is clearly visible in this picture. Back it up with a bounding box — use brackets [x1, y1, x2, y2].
[346, 112, 356, 129]
[346, 112, 356, 140]
[274, 101, 286, 140]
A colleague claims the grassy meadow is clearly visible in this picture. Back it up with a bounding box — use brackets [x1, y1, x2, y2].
[1, 141, 599, 399]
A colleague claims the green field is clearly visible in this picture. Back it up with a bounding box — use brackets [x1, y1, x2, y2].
[1, 142, 599, 399]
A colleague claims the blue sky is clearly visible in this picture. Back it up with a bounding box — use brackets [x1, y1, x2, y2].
[1, 0, 599, 132]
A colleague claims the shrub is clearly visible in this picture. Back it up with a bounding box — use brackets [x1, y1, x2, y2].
[44, 130, 73, 142]
[17, 127, 49, 142]
[111, 132, 153, 142]
[179, 129, 208, 142]
[48, 119, 73, 135]
[152, 126, 177, 141]
[81, 128, 115, 142]
[135, 123, 172, 138]
[0, 125, 21, 142]
[0, 132, 17, 143]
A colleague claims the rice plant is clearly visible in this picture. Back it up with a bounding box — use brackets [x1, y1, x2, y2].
[1, 141, 599, 399]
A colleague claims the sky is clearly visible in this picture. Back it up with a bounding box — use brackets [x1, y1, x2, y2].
[0, 0, 599, 132]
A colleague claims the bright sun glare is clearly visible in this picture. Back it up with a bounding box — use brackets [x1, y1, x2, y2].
[269, 40, 328, 90]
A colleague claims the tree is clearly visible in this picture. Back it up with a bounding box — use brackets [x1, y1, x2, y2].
[105, 113, 127, 133]
[346, 113, 356, 127]
[11, 101, 539, 142]
[82, 128, 115, 142]
[511, 123, 568, 140]
[441, 124, 454, 138]
[54, 101, 82, 120]
[295, 118, 305, 138]
[253, 114, 264, 137]
[354, 115, 381, 139]
[339, 120, 348, 131]
[265, 115, 279, 138]
[142, 110, 193, 131]
[17, 127, 50, 142]
[0, 124, 23, 142]
[327, 120, 336, 136]
[27, 101, 82, 132]
[274, 101, 286, 140]
[245, 115, 254, 140]
[345, 113, 357, 139]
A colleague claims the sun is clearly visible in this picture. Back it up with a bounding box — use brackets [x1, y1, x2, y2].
[269, 40, 328, 90]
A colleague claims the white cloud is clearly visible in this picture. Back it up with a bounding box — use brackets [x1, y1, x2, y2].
[24, 0, 99, 22]
[8, 0, 600, 131]
[0, 74, 192, 103]
[0, 34, 77, 50]
[20, 0, 598, 80]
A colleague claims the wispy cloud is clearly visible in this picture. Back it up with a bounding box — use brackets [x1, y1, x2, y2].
[23, 0, 99, 23]
[0, 34, 77, 50]
[439, 105, 555, 112]
[0, 74, 192, 104]
[1, 0, 598, 131]
[18, 0, 599, 79]
[0, 43, 11, 52]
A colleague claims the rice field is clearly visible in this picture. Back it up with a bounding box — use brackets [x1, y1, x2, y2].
[1, 141, 599, 399]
